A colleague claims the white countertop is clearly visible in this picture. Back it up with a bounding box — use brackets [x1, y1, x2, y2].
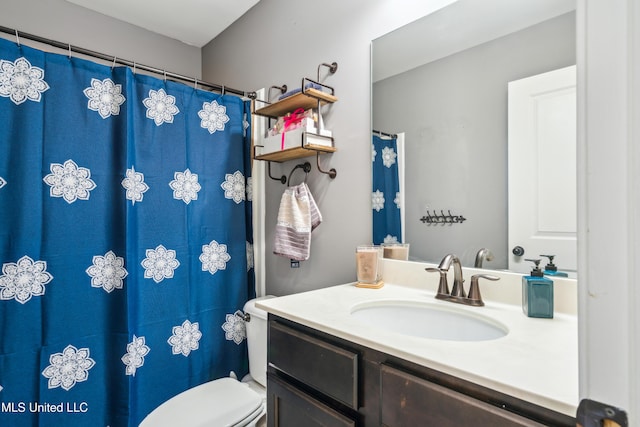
[257, 276, 579, 417]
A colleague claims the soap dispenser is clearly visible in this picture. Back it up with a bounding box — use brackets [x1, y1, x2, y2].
[522, 259, 554, 318]
[540, 254, 569, 277]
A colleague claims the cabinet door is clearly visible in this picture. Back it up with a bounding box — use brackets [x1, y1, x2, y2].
[380, 365, 546, 427]
[269, 320, 358, 408]
[268, 373, 356, 427]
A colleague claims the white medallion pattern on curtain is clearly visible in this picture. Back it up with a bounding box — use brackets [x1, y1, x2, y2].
[384, 235, 399, 244]
[122, 166, 149, 205]
[372, 190, 385, 212]
[86, 251, 128, 293]
[170, 169, 201, 204]
[198, 100, 229, 134]
[0, 177, 5, 188]
[0, 57, 49, 104]
[381, 146, 397, 168]
[83, 78, 126, 119]
[221, 311, 246, 345]
[43, 159, 97, 204]
[121, 335, 150, 377]
[243, 113, 249, 137]
[221, 170, 246, 204]
[245, 176, 253, 202]
[246, 241, 254, 271]
[42, 345, 96, 391]
[200, 240, 231, 275]
[0, 256, 53, 304]
[143, 88, 180, 126]
[371, 143, 377, 162]
[168, 320, 202, 357]
[141, 245, 180, 283]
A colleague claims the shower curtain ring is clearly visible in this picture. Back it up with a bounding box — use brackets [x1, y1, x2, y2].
[111, 56, 117, 70]
[132, 62, 136, 74]
[221, 85, 225, 96]
[68, 44, 72, 59]
[14, 30, 20, 47]
[194, 78, 198, 90]
[163, 70, 167, 81]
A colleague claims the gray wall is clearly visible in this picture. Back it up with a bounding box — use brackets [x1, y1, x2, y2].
[1, 0, 201, 78]
[373, 12, 576, 268]
[202, 0, 457, 296]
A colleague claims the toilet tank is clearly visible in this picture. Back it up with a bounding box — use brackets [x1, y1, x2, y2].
[243, 296, 274, 387]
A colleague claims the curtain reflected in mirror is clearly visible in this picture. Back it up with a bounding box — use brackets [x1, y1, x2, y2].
[372, 131, 403, 245]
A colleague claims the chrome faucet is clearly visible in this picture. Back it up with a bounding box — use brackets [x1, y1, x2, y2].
[426, 254, 499, 306]
[474, 248, 494, 268]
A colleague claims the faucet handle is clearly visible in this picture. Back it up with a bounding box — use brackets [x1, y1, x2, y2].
[426, 267, 450, 300]
[467, 274, 500, 306]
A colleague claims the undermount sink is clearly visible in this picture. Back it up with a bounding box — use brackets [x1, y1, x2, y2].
[350, 300, 508, 342]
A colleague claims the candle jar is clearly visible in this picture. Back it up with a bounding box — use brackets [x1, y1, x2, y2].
[382, 243, 410, 261]
[356, 245, 383, 284]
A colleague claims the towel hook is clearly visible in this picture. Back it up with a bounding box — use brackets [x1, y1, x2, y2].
[316, 153, 337, 179]
[287, 162, 311, 186]
[317, 62, 338, 81]
[267, 161, 286, 184]
[268, 85, 287, 101]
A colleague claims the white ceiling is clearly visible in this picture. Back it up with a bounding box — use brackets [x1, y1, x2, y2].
[373, 0, 576, 82]
[65, 0, 260, 47]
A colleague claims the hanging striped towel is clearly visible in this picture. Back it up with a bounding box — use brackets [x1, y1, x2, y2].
[274, 183, 322, 261]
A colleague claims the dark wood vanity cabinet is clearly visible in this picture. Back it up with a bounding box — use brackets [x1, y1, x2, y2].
[379, 364, 547, 426]
[266, 315, 575, 427]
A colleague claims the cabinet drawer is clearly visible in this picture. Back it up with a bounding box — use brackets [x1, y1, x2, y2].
[380, 365, 546, 427]
[269, 321, 358, 409]
[268, 373, 356, 427]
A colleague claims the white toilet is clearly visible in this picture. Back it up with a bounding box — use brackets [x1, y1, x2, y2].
[140, 296, 273, 427]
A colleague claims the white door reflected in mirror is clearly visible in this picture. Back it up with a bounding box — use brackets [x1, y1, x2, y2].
[508, 65, 577, 275]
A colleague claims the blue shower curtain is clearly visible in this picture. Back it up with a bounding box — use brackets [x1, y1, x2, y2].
[372, 134, 402, 244]
[0, 38, 254, 427]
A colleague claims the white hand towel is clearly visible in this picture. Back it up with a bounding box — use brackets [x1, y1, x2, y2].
[274, 183, 322, 261]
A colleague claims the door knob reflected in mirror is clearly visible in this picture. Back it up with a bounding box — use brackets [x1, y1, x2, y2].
[512, 246, 525, 257]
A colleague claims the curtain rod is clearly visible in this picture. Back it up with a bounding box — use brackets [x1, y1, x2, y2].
[0, 25, 257, 100]
[372, 129, 397, 139]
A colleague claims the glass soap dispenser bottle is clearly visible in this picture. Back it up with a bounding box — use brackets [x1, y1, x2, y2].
[522, 259, 554, 318]
[540, 254, 569, 277]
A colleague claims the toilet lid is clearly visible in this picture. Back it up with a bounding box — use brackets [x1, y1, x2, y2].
[140, 377, 264, 427]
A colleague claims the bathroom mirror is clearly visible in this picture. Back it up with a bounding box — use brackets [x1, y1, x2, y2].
[371, 0, 577, 274]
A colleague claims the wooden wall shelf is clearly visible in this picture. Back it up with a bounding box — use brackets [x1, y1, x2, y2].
[254, 89, 338, 119]
[255, 144, 336, 163]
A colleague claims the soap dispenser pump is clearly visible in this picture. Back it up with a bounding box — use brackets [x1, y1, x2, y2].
[522, 259, 554, 318]
[540, 254, 569, 277]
